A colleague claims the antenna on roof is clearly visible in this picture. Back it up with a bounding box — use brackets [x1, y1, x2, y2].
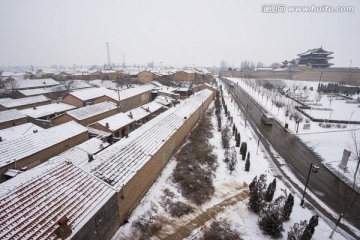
[106, 42, 111, 69]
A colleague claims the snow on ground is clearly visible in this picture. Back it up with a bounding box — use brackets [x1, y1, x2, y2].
[227, 78, 360, 187]
[112, 84, 348, 240]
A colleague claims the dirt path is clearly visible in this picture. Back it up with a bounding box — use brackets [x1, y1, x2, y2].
[161, 189, 249, 240]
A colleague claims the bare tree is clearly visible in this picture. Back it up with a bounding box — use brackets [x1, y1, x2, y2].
[330, 132, 360, 238]
[4, 79, 18, 97]
[62, 79, 75, 91]
[330, 172, 359, 238]
[284, 98, 293, 119]
[328, 95, 334, 107]
[349, 130, 360, 181]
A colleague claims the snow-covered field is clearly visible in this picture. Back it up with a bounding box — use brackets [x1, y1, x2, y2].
[227, 78, 360, 187]
[112, 84, 351, 240]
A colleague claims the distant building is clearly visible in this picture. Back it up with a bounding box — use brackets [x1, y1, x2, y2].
[297, 47, 333, 68]
[173, 70, 196, 81]
[137, 70, 154, 83]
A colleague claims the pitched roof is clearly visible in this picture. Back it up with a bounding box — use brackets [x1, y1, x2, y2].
[85, 89, 213, 189]
[0, 109, 27, 123]
[0, 98, 13, 104]
[66, 87, 113, 101]
[66, 101, 117, 120]
[0, 95, 50, 109]
[65, 85, 154, 103]
[0, 123, 44, 142]
[47, 138, 109, 167]
[14, 79, 60, 89]
[0, 161, 115, 239]
[19, 103, 77, 119]
[96, 112, 134, 131]
[0, 121, 87, 168]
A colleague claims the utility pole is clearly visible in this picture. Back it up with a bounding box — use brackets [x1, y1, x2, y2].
[117, 85, 121, 111]
[106, 42, 111, 69]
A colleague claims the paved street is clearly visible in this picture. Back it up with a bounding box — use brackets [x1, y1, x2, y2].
[222, 78, 360, 238]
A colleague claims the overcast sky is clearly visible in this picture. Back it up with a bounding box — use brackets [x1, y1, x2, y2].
[0, 0, 359, 68]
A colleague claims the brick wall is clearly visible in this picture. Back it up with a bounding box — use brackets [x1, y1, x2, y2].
[116, 92, 213, 223]
[0, 118, 28, 130]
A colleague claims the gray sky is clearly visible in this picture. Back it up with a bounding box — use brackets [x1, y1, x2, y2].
[0, 0, 359, 68]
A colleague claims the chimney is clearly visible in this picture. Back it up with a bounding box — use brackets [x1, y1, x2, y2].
[105, 122, 109, 128]
[54, 216, 72, 238]
[128, 111, 133, 119]
[88, 154, 94, 162]
[33, 105, 37, 110]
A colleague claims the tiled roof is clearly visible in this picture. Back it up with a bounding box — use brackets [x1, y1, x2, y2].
[0, 109, 27, 124]
[0, 95, 50, 109]
[0, 123, 44, 142]
[19, 103, 77, 119]
[0, 121, 88, 168]
[0, 161, 115, 239]
[67, 101, 117, 120]
[86, 89, 213, 189]
[49, 138, 109, 167]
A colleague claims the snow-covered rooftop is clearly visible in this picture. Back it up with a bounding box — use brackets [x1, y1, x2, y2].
[93, 101, 164, 131]
[154, 95, 175, 106]
[0, 109, 27, 124]
[48, 138, 109, 167]
[66, 87, 113, 101]
[108, 84, 154, 101]
[0, 121, 88, 168]
[17, 81, 92, 97]
[127, 107, 149, 122]
[87, 127, 112, 138]
[0, 98, 13, 104]
[66, 101, 117, 121]
[14, 78, 60, 89]
[0, 95, 50, 109]
[65, 85, 154, 103]
[95, 112, 134, 132]
[0, 160, 115, 239]
[141, 101, 163, 113]
[86, 89, 213, 190]
[0, 123, 44, 142]
[19, 103, 77, 119]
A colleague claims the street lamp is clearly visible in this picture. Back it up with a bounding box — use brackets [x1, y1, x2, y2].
[300, 163, 319, 207]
